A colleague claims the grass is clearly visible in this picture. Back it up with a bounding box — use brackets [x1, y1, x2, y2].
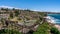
[33, 22, 52, 34]
[10, 17, 18, 21]
[0, 29, 22, 34]
[9, 16, 24, 23]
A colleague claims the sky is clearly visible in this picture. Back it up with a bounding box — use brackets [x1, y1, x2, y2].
[0, 0, 60, 12]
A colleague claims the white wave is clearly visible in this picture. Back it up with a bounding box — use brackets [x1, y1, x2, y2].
[46, 16, 56, 23]
[46, 16, 60, 24]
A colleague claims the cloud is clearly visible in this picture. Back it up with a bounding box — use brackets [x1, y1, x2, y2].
[0, 5, 20, 9]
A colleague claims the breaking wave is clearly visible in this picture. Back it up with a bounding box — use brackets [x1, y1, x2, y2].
[47, 14, 60, 24]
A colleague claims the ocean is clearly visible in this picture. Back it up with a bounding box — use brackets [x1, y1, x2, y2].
[47, 14, 60, 25]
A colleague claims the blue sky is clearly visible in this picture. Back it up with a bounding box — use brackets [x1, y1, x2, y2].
[0, 0, 60, 12]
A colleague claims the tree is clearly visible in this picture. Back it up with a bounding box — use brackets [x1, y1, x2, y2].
[10, 12, 13, 18]
[1, 8, 8, 11]
[50, 27, 60, 34]
[14, 10, 19, 16]
[1, 8, 4, 10]
[5, 8, 9, 11]
[12, 8, 15, 10]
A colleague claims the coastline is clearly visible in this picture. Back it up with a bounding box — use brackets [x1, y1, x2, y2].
[44, 16, 60, 31]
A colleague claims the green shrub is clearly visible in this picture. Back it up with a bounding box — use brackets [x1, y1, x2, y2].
[33, 22, 51, 34]
[50, 27, 60, 34]
[10, 12, 13, 18]
[0, 29, 22, 34]
[14, 10, 19, 16]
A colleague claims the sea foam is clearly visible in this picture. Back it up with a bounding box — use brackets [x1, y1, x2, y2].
[46, 16, 56, 23]
[47, 14, 60, 24]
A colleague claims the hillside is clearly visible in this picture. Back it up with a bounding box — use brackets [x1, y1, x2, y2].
[0, 8, 59, 34]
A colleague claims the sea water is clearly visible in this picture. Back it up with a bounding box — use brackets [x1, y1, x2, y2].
[47, 14, 60, 25]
